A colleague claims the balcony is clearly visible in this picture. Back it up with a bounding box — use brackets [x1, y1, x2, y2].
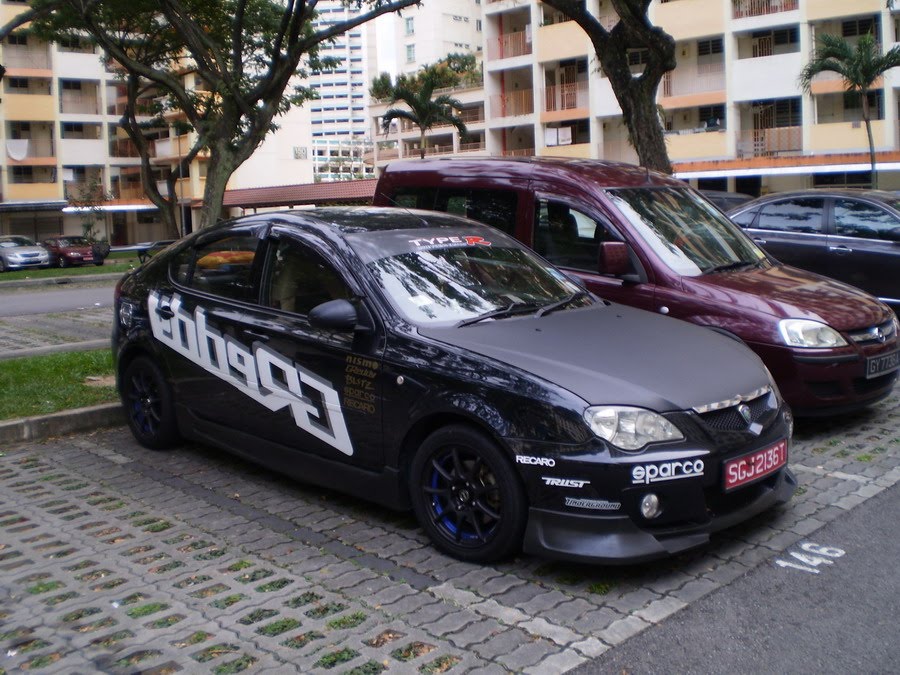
[809, 120, 889, 154]
[64, 180, 105, 201]
[665, 129, 729, 161]
[111, 184, 148, 201]
[459, 139, 487, 153]
[60, 92, 101, 115]
[654, 0, 725, 41]
[457, 106, 486, 125]
[490, 89, 535, 119]
[5, 137, 55, 161]
[542, 82, 590, 113]
[661, 62, 725, 103]
[109, 138, 144, 158]
[2, 47, 51, 71]
[732, 0, 798, 20]
[736, 127, 802, 157]
[501, 148, 534, 157]
[487, 31, 531, 61]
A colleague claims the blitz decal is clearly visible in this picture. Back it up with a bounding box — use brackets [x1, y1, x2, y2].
[631, 459, 704, 485]
[148, 291, 354, 456]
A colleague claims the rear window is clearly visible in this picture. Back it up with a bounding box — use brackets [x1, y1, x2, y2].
[388, 186, 517, 235]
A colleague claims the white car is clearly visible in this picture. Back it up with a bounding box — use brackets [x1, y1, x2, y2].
[0, 235, 50, 272]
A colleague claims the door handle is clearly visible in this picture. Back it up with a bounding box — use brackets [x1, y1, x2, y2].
[753, 238, 767, 245]
[828, 245, 852, 255]
[156, 305, 174, 319]
[243, 330, 270, 342]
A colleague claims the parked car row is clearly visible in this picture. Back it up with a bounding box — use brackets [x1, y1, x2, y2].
[113, 159, 897, 566]
[0, 235, 109, 272]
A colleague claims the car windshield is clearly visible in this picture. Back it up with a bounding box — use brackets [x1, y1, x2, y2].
[0, 236, 36, 248]
[59, 237, 89, 246]
[366, 242, 590, 326]
[606, 187, 768, 276]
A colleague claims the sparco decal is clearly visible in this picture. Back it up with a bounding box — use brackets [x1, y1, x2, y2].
[148, 291, 354, 456]
[516, 455, 556, 467]
[542, 477, 589, 488]
[565, 497, 621, 511]
[631, 459, 704, 485]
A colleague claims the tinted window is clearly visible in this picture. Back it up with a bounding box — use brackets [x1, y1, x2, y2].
[264, 239, 350, 315]
[730, 207, 759, 227]
[435, 188, 517, 235]
[534, 199, 610, 271]
[756, 198, 824, 234]
[183, 235, 260, 302]
[833, 198, 900, 240]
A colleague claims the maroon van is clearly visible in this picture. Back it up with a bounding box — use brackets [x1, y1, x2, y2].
[374, 157, 899, 415]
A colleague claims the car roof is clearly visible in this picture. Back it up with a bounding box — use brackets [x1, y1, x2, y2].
[729, 188, 900, 213]
[381, 157, 687, 190]
[238, 206, 494, 235]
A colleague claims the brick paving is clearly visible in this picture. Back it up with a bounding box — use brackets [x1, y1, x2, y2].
[0, 306, 113, 353]
[1, 391, 899, 673]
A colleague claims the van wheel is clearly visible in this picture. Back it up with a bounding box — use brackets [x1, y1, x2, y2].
[409, 425, 526, 563]
[121, 356, 180, 450]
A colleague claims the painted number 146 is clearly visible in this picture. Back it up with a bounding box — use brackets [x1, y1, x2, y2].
[775, 542, 845, 574]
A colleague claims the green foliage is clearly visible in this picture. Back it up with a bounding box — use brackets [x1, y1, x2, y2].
[0, 349, 116, 420]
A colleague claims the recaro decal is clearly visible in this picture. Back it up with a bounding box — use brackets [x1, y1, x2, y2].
[631, 459, 704, 485]
[516, 455, 556, 467]
[148, 291, 354, 456]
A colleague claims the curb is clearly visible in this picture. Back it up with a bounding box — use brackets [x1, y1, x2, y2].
[0, 340, 110, 361]
[0, 273, 123, 290]
[0, 403, 124, 446]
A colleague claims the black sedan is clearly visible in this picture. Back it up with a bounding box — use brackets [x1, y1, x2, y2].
[729, 189, 900, 311]
[113, 207, 796, 564]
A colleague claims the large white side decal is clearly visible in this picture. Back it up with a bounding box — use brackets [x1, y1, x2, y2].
[148, 291, 354, 456]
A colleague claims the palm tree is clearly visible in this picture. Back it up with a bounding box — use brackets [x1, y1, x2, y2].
[381, 70, 468, 159]
[799, 33, 900, 189]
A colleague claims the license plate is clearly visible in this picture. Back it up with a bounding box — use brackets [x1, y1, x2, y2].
[866, 350, 899, 379]
[724, 439, 787, 491]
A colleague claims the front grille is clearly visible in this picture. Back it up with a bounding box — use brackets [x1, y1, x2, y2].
[848, 320, 897, 346]
[697, 391, 774, 431]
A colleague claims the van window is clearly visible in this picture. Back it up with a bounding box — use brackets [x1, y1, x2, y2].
[435, 188, 517, 235]
[534, 199, 610, 271]
[386, 188, 437, 210]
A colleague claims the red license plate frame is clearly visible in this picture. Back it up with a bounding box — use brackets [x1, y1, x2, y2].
[723, 439, 787, 491]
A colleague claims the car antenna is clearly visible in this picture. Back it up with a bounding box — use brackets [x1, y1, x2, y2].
[376, 191, 430, 227]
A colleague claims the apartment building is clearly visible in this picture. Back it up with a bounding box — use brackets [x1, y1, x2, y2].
[390, 0, 484, 76]
[372, 0, 900, 194]
[0, 2, 313, 243]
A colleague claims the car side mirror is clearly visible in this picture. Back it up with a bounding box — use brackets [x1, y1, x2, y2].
[309, 299, 358, 331]
[884, 227, 900, 243]
[599, 241, 631, 277]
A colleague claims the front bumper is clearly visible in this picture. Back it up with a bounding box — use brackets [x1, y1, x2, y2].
[750, 340, 898, 415]
[5, 257, 49, 269]
[523, 465, 796, 564]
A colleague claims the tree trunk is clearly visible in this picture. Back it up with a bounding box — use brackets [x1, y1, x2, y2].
[200, 146, 237, 228]
[420, 129, 427, 159]
[861, 90, 877, 189]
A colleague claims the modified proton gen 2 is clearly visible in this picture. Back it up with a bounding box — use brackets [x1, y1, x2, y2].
[113, 208, 796, 564]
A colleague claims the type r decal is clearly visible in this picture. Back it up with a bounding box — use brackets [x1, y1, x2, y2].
[148, 291, 354, 456]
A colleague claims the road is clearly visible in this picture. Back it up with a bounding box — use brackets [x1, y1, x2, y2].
[0, 283, 114, 316]
[575, 480, 900, 673]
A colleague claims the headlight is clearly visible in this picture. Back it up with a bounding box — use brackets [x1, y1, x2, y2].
[584, 406, 683, 451]
[778, 319, 847, 348]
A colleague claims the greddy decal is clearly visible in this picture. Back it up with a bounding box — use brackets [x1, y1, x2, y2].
[542, 477, 589, 488]
[565, 497, 621, 511]
[148, 291, 354, 456]
[631, 459, 704, 485]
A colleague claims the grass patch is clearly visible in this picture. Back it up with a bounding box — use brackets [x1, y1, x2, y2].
[0, 349, 116, 420]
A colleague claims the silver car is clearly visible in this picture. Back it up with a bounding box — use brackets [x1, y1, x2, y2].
[0, 235, 50, 272]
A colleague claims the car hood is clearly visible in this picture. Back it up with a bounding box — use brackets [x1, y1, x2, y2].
[420, 303, 771, 412]
[684, 263, 892, 330]
[4, 245, 46, 256]
[60, 245, 93, 255]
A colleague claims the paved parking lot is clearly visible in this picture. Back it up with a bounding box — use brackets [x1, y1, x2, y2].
[2, 391, 898, 673]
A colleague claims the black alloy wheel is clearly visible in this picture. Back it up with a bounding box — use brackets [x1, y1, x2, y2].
[410, 425, 526, 562]
[57, 255, 69, 268]
[121, 356, 180, 450]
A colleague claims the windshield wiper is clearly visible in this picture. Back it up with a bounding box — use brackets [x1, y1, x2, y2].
[456, 302, 540, 327]
[535, 291, 590, 318]
[705, 260, 758, 274]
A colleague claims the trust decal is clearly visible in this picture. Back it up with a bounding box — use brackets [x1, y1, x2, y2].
[148, 291, 354, 456]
